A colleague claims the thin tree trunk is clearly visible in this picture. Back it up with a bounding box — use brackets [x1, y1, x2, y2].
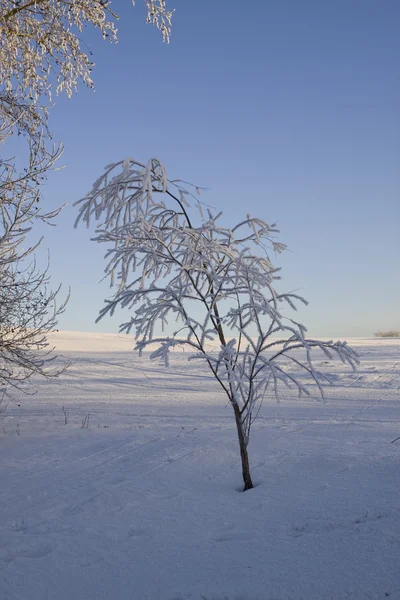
[233, 402, 253, 491]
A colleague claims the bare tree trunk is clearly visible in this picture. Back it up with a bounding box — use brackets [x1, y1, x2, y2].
[233, 402, 254, 491]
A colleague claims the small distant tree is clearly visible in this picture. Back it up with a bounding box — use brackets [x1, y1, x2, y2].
[374, 331, 400, 338]
[75, 158, 359, 491]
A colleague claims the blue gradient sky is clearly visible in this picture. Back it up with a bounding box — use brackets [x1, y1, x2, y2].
[34, 0, 399, 337]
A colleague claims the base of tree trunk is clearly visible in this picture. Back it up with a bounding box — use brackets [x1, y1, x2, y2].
[233, 402, 254, 491]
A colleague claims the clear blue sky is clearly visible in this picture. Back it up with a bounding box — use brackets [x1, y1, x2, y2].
[34, 0, 399, 338]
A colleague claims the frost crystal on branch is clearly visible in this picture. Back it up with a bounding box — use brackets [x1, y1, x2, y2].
[75, 157, 360, 491]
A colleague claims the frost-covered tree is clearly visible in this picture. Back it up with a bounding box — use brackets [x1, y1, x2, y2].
[0, 0, 174, 215]
[0, 100, 68, 406]
[0, 1, 172, 406]
[0, 120, 69, 404]
[76, 158, 359, 490]
[0, 0, 174, 240]
[0, 0, 173, 102]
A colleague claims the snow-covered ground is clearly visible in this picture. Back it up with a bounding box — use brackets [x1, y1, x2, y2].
[1, 333, 399, 600]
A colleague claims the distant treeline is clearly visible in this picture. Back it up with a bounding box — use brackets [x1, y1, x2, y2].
[374, 330, 400, 338]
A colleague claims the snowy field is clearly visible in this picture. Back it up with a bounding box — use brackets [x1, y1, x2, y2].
[1, 333, 399, 600]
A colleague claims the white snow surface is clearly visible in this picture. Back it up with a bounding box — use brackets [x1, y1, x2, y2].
[1, 332, 400, 600]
